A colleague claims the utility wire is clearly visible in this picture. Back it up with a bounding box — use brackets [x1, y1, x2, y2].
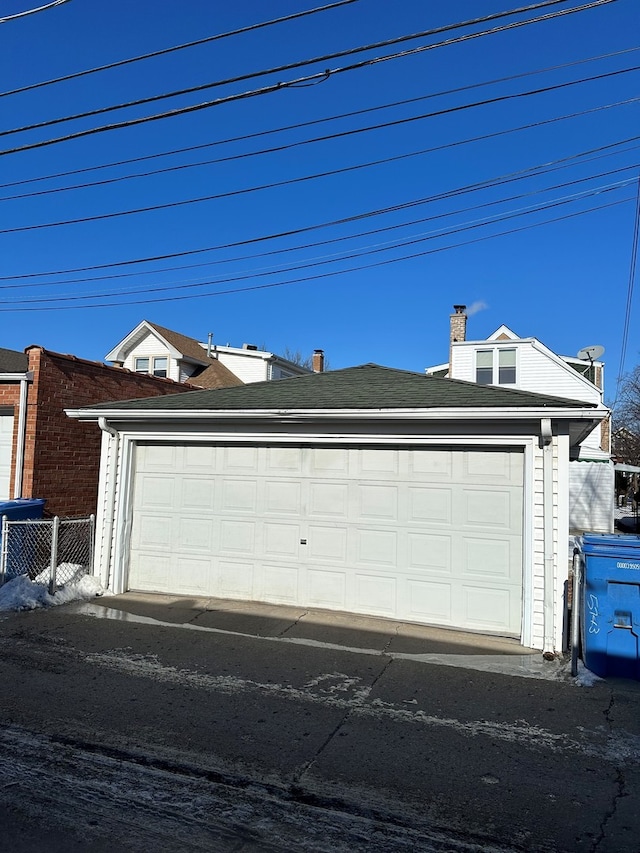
[613, 176, 640, 410]
[0, 1, 358, 97]
[1, 0, 579, 132]
[0, 0, 70, 24]
[14, 180, 634, 303]
[2, 68, 638, 203]
[4, 132, 639, 282]
[4, 45, 637, 194]
[0, 196, 631, 311]
[7, 145, 640, 291]
[0, 0, 618, 156]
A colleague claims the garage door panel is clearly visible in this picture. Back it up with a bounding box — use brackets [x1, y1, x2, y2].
[358, 484, 398, 520]
[355, 573, 396, 614]
[355, 528, 397, 566]
[461, 585, 519, 632]
[220, 479, 257, 513]
[405, 578, 452, 622]
[180, 478, 215, 510]
[176, 517, 213, 551]
[264, 480, 301, 514]
[261, 564, 300, 603]
[129, 443, 524, 636]
[263, 522, 300, 558]
[217, 559, 254, 597]
[133, 513, 173, 549]
[408, 487, 452, 524]
[219, 519, 256, 553]
[307, 568, 346, 608]
[407, 532, 451, 571]
[0, 413, 13, 499]
[308, 482, 349, 517]
[308, 525, 347, 562]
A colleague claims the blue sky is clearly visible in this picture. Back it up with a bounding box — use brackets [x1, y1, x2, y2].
[1, 0, 638, 402]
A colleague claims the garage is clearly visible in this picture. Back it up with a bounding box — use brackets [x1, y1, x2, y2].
[69, 363, 605, 650]
[129, 442, 524, 635]
[0, 412, 14, 499]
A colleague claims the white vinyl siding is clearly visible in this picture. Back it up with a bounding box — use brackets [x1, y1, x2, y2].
[569, 461, 614, 533]
[128, 443, 525, 636]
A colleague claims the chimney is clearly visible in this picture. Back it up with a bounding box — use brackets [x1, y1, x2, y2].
[449, 305, 467, 375]
[312, 349, 325, 373]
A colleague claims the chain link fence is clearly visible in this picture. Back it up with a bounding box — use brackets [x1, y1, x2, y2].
[0, 516, 95, 594]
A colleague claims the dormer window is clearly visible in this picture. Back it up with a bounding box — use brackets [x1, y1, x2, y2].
[475, 348, 516, 385]
[135, 356, 168, 378]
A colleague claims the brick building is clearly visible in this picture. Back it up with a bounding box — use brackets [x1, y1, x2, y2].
[0, 346, 196, 517]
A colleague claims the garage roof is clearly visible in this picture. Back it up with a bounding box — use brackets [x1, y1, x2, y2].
[79, 363, 595, 412]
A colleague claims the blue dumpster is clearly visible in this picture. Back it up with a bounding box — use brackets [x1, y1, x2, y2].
[0, 499, 46, 580]
[579, 533, 640, 679]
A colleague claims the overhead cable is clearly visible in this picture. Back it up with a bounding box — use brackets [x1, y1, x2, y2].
[0, 0, 358, 97]
[0, 0, 619, 156]
[4, 45, 638, 193]
[0, 196, 631, 311]
[0, 0, 70, 24]
[2, 68, 639, 203]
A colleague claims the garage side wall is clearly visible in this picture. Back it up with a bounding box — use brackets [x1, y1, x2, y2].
[25, 348, 192, 517]
[0, 382, 22, 499]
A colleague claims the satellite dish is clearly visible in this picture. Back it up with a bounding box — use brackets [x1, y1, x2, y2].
[577, 344, 605, 362]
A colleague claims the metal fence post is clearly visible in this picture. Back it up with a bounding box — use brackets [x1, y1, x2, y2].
[48, 516, 60, 596]
[89, 514, 95, 575]
[0, 515, 7, 586]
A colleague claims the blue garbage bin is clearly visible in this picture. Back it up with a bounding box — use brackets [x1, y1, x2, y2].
[0, 499, 46, 580]
[579, 533, 640, 679]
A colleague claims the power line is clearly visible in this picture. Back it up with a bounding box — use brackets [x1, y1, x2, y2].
[3, 67, 638, 204]
[3, 45, 637, 194]
[15, 179, 635, 303]
[4, 131, 639, 283]
[0, 0, 358, 98]
[7, 144, 640, 291]
[0, 195, 631, 312]
[613, 176, 640, 409]
[1, 0, 579, 134]
[0, 0, 70, 24]
[0, 0, 619, 157]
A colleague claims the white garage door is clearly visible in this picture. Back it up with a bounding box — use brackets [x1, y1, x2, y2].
[128, 443, 524, 635]
[0, 413, 14, 499]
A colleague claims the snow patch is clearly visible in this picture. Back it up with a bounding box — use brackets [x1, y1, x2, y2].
[0, 573, 104, 612]
[573, 660, 603, 687]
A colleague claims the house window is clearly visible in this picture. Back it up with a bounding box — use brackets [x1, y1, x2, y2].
[134, 356, 168, 378]
[475, 348, 517, 385]
[476, 350, 493, 384]
[152, 357, 168, 378]
[498, 349, 516, 384]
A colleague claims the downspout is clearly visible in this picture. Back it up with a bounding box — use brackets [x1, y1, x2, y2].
[541, 417, 555, 658]
[13, 371, 32, 498]
[98, 417, 120, 591]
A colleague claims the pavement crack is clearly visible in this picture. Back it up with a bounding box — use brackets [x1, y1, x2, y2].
[592, 768, 626, 852]
[293, 657, 395, 786]
[278, 610, 309, 637]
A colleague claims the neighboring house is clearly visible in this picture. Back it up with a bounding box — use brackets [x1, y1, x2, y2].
[0, 346, 192, 517]
[68, 364, 605, 654]
[105, 320, 324, 386]
[425, 306, 612, 533]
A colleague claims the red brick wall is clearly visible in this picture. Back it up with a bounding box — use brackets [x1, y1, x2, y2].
[23, 347, 191, 517]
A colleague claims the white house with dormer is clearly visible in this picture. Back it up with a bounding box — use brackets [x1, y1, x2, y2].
[105, 321, 324, 389]
[426, 306, 612, 533]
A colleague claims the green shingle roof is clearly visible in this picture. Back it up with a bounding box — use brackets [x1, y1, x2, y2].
[88, 364, 594, 412]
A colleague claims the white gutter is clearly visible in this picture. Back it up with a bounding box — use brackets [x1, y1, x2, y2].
[12, 371, 32, 498]
[540, 417, 555, 658]
[97, 417, 120, 590]
[66, 405, 605, 422]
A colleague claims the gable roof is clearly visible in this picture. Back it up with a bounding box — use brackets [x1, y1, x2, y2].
[74, 363, 596, 413]
[0, 347, 28, 373]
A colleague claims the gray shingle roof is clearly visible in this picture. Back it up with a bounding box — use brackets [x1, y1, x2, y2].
[0, 348, 28, 373]
[85, 364, 595, 412]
